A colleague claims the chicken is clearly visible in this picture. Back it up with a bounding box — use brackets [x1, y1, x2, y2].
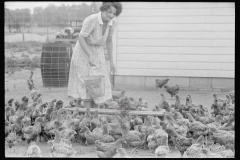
[208, 127, 235, 151]
[198, 104, 209, 116]
[32, 93, 42, 103]
[161, 100, 174, 114]
[194, 108, 214, 125]
[116, 148, 132, 158]
[172, 94, 184, 111]
[53, 100, 64, 111]
[201, 148, 234, 158]
[25, 142, 42, 157]
[120, 116, 146, 151]
[118, 96, 132, 110]
[37, 102, 48, 114]
[129, 97, 138, 109]
[95, 138, 127, 158]
[69, 98, 82, 108]
[14, 101, 21, 112]
[5, 106, 15, 121]
[21, 116, 32, 130]
[98, 123, 115, 143]
[139, 116, 155, 136]
[151, 117, 161, 129]
[206, 115, 223, 129]
[5, 120, 12, 137]
[155, 92, 166, 109]
[182, 135, 207, 158]
[147, 130, 158, 153]
[164, 84, 179, 97]
[185, 112, 209, 140]
[78, 107, 92, 129]
[164, 113, 189, 137]
[112, 90, 125, 101]
[154, 135, 170, 158]
[43, 109, 65, 137]
[132, 115, 144, 126]
[211, 99, 223, 117]
[31, 108, 43, 123]
[25, 102, 38, 122]
[10, 115, 25, 135]
[5, 131, 21, 154]
[221, 102, 230, 116]
[228, 89, 234, 104]
[89, 110, 101, 131]
[71, 108, 80, 119]
[61, 129, 77, 145]
[171, 110, 190, 127]
[155, 78, 169, 89]
[92, 123, 104, 135]
[42, 99, 57, 123]
[136, 97, 148, 109]
[23, 117, 44, 144]
[184, 94, 198, 111]
[16, 96, 29, 116]
[79, 126, 101, 145]
[48, 139, 76, 157]
[102, 99, 120, 109]
[165, 125, 193, 158]
[219, 112, 234, 131]
[27, 70, 35, 91]
[215, 149, 234, 158]
[213, 93, 227, 106]
[8, 98, 15, 108]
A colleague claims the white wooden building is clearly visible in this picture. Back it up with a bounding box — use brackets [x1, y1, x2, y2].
[112, 2, 235, 91]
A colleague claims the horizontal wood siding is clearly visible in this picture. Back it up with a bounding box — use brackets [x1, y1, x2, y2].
[116, 2, 235, 78]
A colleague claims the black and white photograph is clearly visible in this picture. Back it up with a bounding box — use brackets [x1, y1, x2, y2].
[5, 1, 235, 158]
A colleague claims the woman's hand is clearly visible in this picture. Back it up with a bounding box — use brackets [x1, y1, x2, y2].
[110, 61, 115, 75]
[86, 37, 106, 46]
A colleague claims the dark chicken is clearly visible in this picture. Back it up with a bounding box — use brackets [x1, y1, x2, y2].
[164, 85, 179, 97]
[155, 78, 169, 88]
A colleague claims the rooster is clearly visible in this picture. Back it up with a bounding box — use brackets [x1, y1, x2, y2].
[164, 84, 179, 97]
[155, 78, 169, 89]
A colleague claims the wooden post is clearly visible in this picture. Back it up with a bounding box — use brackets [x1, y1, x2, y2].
[47, 26, 49, 42]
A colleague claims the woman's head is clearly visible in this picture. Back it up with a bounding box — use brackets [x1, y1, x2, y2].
[100, 2, 123, 21]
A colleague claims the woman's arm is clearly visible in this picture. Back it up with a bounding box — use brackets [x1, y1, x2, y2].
[78, 35, 95, 66]
[106, 35, 115, 74]
[106, 35, 113, 63]
[78, 35, 92, 58]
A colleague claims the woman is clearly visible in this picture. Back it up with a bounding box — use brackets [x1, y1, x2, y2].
[67, 2, 123, 105]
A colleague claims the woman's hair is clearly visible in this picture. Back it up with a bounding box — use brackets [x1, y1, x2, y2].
[100, 2, 123, 17]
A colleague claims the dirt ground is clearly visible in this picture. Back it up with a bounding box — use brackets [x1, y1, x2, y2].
[5, 40, 231, 157]
[4, 68, 229, 158]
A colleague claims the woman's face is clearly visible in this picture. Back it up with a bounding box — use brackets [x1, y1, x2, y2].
[102, 6, 117, 22]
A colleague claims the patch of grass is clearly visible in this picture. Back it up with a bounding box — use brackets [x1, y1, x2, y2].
[5, 56, 41, 69]
[5, 41, 44, 50]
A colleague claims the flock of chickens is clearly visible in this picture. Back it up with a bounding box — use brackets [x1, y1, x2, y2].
[5, 72, 235, 158]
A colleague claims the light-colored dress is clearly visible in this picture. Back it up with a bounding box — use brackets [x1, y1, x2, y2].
[67, 12, 116, 104]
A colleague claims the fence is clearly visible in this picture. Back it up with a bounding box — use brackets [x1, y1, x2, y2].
[4, 2, 110, 104]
